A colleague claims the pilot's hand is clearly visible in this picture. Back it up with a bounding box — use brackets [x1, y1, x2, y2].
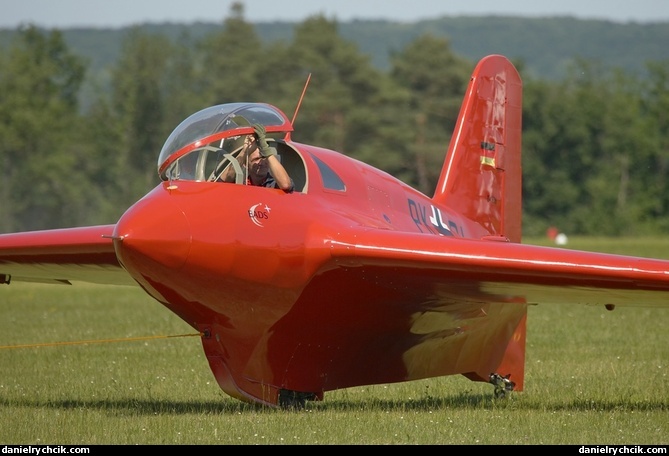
[253, 124, 276, 157]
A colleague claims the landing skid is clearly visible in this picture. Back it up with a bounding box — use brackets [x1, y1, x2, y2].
[489, 373, 516, 398]
[278, 389, 318, 409]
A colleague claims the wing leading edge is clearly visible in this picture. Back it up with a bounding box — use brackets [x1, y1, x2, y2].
[0, 225, 135, 286]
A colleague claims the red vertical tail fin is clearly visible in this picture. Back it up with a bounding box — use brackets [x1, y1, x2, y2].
[433, 55, 523, 243]
[434, 55, 526, 391]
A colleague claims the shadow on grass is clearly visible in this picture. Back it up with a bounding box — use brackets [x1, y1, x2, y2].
[2, 391, 666, 414]
[310, 391, 668, 413]
[0, 396, 258, 415]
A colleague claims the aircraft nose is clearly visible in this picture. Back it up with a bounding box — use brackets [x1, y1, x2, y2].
[113, 192, 191, 273]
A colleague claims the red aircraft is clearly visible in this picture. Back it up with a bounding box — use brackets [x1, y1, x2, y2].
[2, 55, 669, 408]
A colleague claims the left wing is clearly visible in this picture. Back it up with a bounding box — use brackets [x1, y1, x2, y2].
[0, 225, 135, 286]
[328, 228, 669, 309]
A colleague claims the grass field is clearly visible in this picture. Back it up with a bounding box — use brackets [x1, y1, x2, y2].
[1, 237, 668, 444]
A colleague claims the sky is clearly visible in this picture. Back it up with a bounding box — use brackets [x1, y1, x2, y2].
[2, 0, 669, 29]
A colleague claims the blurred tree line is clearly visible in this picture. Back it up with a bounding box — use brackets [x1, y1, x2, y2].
[1, 3, 668, 237]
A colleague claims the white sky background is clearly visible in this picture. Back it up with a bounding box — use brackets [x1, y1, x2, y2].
[2, 0, 669, 28]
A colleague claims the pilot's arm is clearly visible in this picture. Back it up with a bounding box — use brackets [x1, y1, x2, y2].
[265, 154, 293, 191]
[254, 124, 293, 192]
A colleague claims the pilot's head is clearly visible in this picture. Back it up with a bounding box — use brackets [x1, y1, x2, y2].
[248, 148, 269, 179]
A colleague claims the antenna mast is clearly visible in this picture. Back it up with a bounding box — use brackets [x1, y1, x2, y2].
[291, 73, 312, 127]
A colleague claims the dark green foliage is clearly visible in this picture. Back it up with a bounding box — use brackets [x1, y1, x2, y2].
[0, 25, 89, 231]
[389, 34, 472, 194]
[2, 16, 668, 94]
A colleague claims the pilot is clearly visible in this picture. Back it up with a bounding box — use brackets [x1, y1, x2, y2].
[223, 124, 294, 193]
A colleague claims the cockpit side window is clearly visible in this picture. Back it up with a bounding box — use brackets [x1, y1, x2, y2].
[312, 155, 345, 191]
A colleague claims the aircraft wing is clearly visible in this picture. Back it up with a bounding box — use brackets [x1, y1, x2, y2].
[328, 228, 669, 309]
[0, 225, 136, 286]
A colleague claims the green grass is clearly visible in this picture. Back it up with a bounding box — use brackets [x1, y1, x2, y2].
[1, 237, 668, 444]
